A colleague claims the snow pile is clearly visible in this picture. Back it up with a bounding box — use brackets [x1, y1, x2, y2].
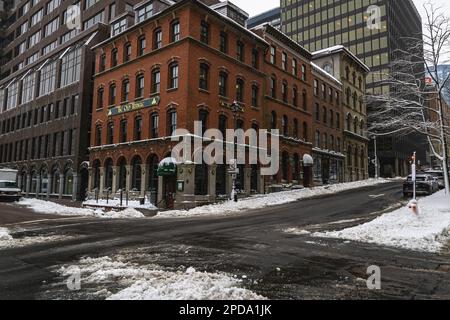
[0, 234, 74, 249]
[83, 199, 156, 210]
[18, 199, 144, 219]
[0, 227, 12, 241]
[313, 190, 450, 253]
[58, 256, 265, 300]
[158, 179, 391, 218]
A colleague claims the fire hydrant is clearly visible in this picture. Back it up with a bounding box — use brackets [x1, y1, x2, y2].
[407, 199, 419, 216]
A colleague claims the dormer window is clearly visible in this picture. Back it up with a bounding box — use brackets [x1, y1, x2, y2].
[136, 2, 154, 23]
[112, 18, 127, 36]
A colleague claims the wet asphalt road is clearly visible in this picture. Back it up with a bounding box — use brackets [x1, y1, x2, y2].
[0, 181, 449, 300]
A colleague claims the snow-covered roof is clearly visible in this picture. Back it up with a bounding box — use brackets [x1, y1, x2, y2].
[312, 45, 370, 73]
[311, 62, 342, 86]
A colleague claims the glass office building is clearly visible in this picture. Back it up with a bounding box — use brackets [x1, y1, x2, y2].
[281, 0, 426, 177]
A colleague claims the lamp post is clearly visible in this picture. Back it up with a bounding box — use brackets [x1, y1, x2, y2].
[230, 100, 240, 202]
[373, 135, 379, 179]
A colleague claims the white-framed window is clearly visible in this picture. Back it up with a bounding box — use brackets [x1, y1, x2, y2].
[30, 9, 43, 27]
[42, 40, 58, 55]
[44, 17, 59, 37]
[136, 2, 153, 23]
[60, 48, 82, 87]
[18, 41, 27, 55]
[47, 0, 61, 14]
[39, 61, 57, 96]
[83, 11, 104, 30]
[85, 0, 100, 9]
[112, 18, 127, 36]
[7, 81, 19, 110]
[27, 52, 39, 64]
[28, 30, 41, 47]
[21, 73, 37, 104]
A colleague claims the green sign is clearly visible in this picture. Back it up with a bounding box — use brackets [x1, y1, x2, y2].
[108, 97, 160, 116]
[157, 162, 177, 176]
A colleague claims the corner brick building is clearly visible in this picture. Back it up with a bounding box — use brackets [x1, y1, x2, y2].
[88, 0, 324, 209]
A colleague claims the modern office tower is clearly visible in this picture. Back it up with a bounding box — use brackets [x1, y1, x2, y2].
[281, 0, 426, 177]
[0, 0, 142, 200]
[247, 7, 281, 29]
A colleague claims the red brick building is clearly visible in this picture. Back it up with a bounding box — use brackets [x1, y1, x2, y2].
[88, 0, 319, 209]
[311, 63, 344, 185]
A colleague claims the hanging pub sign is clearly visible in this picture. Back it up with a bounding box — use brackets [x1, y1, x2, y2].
[107, 96, 160, 117]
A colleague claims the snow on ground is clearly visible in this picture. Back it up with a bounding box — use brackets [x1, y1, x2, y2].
[83, 199, 156, 210]
[0, 227, 12, 241]
[18, 198, 145, 219]
[0, 234, 74, 249]
[158, 178, 391, 218]
[57, 256, 265, 300]
[311, 190, 450, 253]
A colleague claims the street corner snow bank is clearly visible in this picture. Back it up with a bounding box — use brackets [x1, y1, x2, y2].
[313, 191, 450, 253]
[18, 198, 101, 216]
[17, 198, 145, 219]
[57, 256, 265, 300]
[95, 208, 145, 219]
[0, 227, 12, 241]
[156, 178, 392, 218]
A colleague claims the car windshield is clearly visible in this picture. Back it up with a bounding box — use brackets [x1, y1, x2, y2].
[0, 181, 18, 188]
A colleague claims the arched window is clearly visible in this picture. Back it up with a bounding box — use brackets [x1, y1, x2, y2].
[329, 110, 334, 128]
[138, 35, 146, 56]
[107, 122, 114, 144]
[118, 158, 127, 190]
[167, 109, 177, 135]
[346, 114, 352, 131]
[282, 115, 288, 136]
[120, 119, 128, 143]
[292, 86, 298, 107]
[251, 85, 259, 107]
[153, 28, 162, 49]
[170, 20, 180, 42]
[131, 156, 142, 191]
[122, 79, 130, 102]
[63, 168, 73, 195]
[134, 116, 142, 141]
[199, 63, 209, 90]
[293, 153, 300, 181]
[150, 112, 159, 138]
[271, 111, 277, 130]
[151, 68, 161, 93]
[136, 74, 144, 98]
[236, 78, 244, 102]
[354, 117, 358, 134]
[322, 106, 327, 124]
[104, 158, 113, 190]
[168, 62, 179, 89]
[219, 72, 228, 97]
[109, 84, 116, 105]
[95, 124, 102, 146]
[353, 93, 357, 109]
[51, 167, 60, 194]
[282, 81, 288, 103]
[97, 87, 104, 109]
[199, 110, 208, 134]
[124, 42, 131, 62]
[111, 48, 118, 67]
[293, 118, 299, 138]
[346, 88, 351, 106]
[270, 76, 276, 98]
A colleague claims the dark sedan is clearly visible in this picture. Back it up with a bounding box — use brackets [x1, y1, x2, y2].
[403, 174, 439, 198]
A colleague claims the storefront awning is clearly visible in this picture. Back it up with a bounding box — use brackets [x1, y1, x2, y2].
[157, 157, 178, 176]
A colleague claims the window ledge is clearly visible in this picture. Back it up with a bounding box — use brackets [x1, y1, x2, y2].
[167, 87, 178, 93]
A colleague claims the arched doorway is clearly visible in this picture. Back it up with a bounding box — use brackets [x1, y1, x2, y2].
[30, 169, 38, 195]
[51, 165, 60, 195]
[147, 155, 159, 205]
[63, 166, 74, 196]
[79, 163, 89, 201]
[104, 158, 113, 192]
[131, 156, 142, 191]
[40, 166, 49, 196]
[118, 157, 127, 191]
[250, 164, 259, 193]
[92, 160, 101, 190]
[158, 155, 177, 209]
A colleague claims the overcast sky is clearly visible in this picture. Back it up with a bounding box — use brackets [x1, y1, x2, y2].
[240, 0, 450, 22]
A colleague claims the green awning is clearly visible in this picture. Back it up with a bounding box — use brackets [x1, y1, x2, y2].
[157, 158, 178, 176]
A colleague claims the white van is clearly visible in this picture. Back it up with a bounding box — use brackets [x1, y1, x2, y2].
[0, 169, 22, 202]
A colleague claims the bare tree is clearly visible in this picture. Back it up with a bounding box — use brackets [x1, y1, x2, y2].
[367, 2, 450, 195]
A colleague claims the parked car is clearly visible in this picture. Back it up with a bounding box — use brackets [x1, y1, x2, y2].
[0, 169, 22, 202]
[403, 174, 439, 198]
[425, 170, 445, 189]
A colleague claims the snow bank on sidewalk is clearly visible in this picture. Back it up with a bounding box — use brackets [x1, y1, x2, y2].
[0, 227, 12, 241]
[313, 191, 450, 253]
[158, 178, 391, 218]
[18, 199, 145, 219]
[83, 199, 157, 210]
[57, 256, 265, 300]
